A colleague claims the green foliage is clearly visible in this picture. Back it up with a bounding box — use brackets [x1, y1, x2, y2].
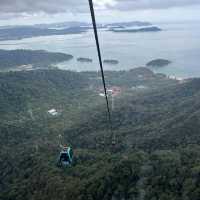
[1, 69, 200, 199]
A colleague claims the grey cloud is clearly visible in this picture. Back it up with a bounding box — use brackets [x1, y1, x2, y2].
[0, 0, 200, 16]
[112, 0, 200, 10]
[0, 0, 89, 14]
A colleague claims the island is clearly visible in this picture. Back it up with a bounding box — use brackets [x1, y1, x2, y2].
[146, 59, 172, 67]
[77, 57, 93, 63]
[0, 49, 73, 70]
[0, 21, 156, 41]
[103, 59, 119, 65]
[0, 26, 88, 41]
[105, 21, 152, 27]
[109, 26, 162, 33]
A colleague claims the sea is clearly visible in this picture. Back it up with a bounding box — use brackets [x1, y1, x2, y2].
[0, 21, 200, 78]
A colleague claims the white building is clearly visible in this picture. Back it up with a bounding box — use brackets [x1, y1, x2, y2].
[48, 109, 59, 116]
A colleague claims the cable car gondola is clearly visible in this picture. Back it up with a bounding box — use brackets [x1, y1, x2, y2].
[57, 146, 73, 167]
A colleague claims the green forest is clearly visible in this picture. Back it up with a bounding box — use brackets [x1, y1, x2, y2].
[0, 49, 73, 70]
[0, 68, 200, 200]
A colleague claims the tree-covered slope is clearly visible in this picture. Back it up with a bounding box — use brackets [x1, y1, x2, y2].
[64, 78, 200, 151]
[0, 49, 73, 70]
[0, 69, 88, 110]
[1, 69, 200, 200]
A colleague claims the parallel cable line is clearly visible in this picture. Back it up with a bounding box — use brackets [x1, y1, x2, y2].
[88, 0, 115, 144]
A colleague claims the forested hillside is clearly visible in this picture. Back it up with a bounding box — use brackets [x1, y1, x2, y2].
[1, 68, 200, 200]
[0, 49, 73, 70]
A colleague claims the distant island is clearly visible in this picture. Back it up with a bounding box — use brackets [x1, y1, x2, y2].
[0, 21, 155, 41]
[77, 57, 93, 63]
[35, 21, 152, 29]
[146, 59, 172, 67]
[105, 21, 152, 28]
[0, 49, 73, 70]
[110, 26, 162, 33]
[0, 26, 88, 41]
[103, 59, 119, 65]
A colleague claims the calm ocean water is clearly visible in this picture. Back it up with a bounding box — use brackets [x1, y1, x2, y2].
[0, 21, 200, 78]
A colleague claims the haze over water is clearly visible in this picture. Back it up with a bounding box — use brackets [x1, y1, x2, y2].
[0, 20, 199, 78]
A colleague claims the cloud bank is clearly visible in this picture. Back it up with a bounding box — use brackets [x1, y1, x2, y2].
[1, 0, 200, 15]
[113, 0, 200, 10]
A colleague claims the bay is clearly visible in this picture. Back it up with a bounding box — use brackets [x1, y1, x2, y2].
[0, 21, 199, 78]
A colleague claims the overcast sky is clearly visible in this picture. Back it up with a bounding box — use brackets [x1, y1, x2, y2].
[0, 0, 200, 25]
